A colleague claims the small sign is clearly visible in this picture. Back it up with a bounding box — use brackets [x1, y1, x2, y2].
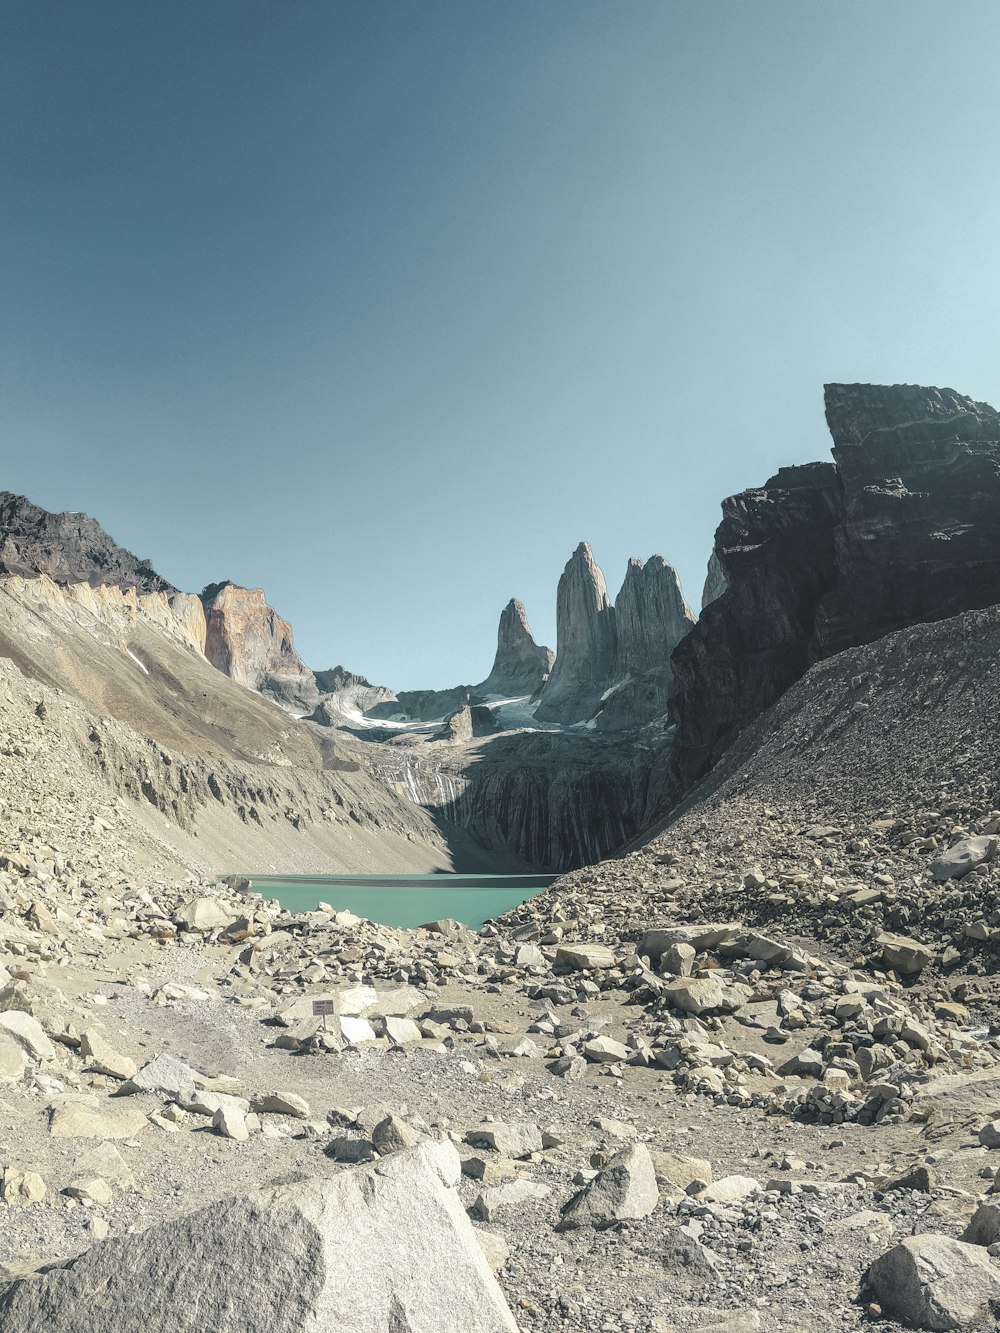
[312, 999, 336, 1017]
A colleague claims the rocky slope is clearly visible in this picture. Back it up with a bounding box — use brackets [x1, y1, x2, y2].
[200, 581, 319, 714]
[7, 385, 1000, 1328]
[0, 578, 455, 876]
[5, 593, 1000, 1330]
[671, 382, 1000, 798]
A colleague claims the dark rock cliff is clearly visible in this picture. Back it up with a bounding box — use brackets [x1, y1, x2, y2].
[0, 492, 171, 593]
[670, 382, 1000, 800]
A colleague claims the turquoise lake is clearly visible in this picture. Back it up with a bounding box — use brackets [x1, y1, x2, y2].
[242, 873, 557, 930]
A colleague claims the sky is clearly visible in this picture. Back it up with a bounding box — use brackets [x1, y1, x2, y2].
[3, 2, 1000, 688]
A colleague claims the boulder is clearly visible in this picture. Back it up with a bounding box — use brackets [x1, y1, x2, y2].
[120, 1054, 203, 1099]
[661, 977, 747, 1016]
[557, 1143, 659, 1230]
[0, 1034, 27, 1082]
[382, 1016, 422, 1046]
[0, 1011, 55, 1062]
[472, 1179, 552, 1222]
[1, 1170, 46, 1205]
[466, 1122, 542, 1159]
[878, 932, 934, 974]
[639, 924, 740, 961]
[698, 1175, 762, 1205]
[250, 1092, 310, 1120]
[651, 1151, 713, 1192]
[962, 1202, 1000, 1248]
[213, 1105, 248, 1141]
[930, 836, 999, 882]
[73, 1143, 135, 1191]
[867, 1232, 1000, 1330]
[582, 1036, 629, 1064]
[0, 1142, 519, 1332]
[65, 1177, 113, 1205]
[371, 1115, 424, 1155]
[175, 898, 231, 933]
[49, 1101, 148, 1140]
[554, 944, 616, 971]
[80, 1030, 137, 1081]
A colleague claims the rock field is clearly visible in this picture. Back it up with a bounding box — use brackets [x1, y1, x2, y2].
[3, 598, 1000, 1329]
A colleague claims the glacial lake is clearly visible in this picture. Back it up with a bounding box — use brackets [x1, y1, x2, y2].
[242, 873, 557, 930]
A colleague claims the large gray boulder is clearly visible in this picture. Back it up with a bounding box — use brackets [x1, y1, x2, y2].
[556, 1142, 659, 1231]
[0, 1141, 519, 1332]
[867, 1232, 1000, 1330]
[930, 836, 999, 882]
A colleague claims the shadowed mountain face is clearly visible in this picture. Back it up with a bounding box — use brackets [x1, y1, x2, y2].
[670, 382, 1000, 797]
[0, 492, 171, 593]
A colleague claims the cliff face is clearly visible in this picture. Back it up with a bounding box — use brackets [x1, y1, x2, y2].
[670, 461, 843, 790]
[534, 543, 617, 725]
[372, 729, 658, 871]
[200, 581, 319, 714]
[816, 382, 1000, 654]
[477, 599, 553, 697]
[597, 556, 695, 731]
[534, 545, 694, 731]
[670, 382, 1000, 799]
[0, 492, 170, 593]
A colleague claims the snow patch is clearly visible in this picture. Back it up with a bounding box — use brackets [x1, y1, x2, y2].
[126, 649, 149, 676]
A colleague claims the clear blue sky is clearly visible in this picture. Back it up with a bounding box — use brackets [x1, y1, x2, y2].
[3, 2, 999, 687]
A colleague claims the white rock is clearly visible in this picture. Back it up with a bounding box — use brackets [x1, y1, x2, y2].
[0, 1143, 518, 1331]
[557, 1143, 659, 1230]
[698, 1175, 762, 1205]
[0, 1011, 55, 1062]
[868, 1232, 1000, 1330]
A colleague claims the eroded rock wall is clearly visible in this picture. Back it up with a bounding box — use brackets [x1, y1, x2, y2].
[200, 581, 318, 714]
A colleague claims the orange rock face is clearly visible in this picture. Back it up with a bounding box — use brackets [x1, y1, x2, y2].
[200, 582, 317, 712]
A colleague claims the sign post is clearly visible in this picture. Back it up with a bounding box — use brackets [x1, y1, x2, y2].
[312, 997, 335, 1035]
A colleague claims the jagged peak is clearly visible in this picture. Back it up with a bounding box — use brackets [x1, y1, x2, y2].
[0, 491, 171, 594]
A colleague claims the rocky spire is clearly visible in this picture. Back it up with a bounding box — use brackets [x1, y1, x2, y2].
[200, 581, 318, 714]
[534, 543, 617, 725]
[612, 556, 695, 680]
[477, 599, 554, 698]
